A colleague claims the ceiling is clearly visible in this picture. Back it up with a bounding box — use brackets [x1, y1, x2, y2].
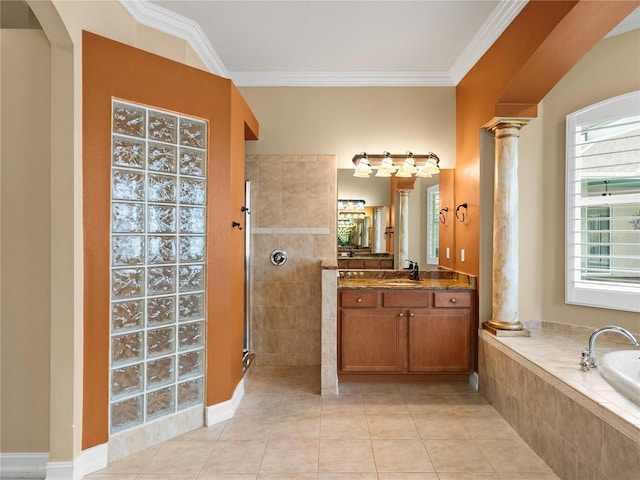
[124, 1, 638, 87]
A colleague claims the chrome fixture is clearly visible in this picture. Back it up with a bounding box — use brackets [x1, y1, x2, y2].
[405, 259, 420, 281]
[270, 249, 288, 266]
[455, 203, 467, 222]
[439, 207, 449, 224]
[352, 151, 440, 178]
[580, 325, 639, 371]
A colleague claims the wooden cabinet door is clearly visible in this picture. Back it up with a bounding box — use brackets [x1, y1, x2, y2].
[407, 309, 471, 372]
[340, 309, 405, 372]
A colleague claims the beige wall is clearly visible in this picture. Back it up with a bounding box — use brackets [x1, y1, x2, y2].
[240, 87, 456, 170]
[518, 29, 640, 333]
[246, 154, 336, 365]
[1, 0, 212, 462]
[0, 29, 52, 453]
[241, 87, 454, 268]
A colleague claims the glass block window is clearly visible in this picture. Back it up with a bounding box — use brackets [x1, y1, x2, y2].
[110, 100, 207, 434]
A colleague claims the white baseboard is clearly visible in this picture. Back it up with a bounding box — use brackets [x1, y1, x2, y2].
[205, 378, 244, 426]
[45, 442, 107, 480]
[0, 452, 48, 479]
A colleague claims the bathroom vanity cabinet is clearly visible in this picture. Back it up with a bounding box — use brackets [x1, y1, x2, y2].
[338, 288, 476, 381]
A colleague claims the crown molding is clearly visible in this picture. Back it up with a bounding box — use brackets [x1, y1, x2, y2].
[120, 0, 527, 87]
[229, 70, 455, 87]
[119, 0, 228, 77]
[449, 0, 528, 84]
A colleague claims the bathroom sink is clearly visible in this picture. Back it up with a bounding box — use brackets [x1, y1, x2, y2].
[599, 350, 640, 406]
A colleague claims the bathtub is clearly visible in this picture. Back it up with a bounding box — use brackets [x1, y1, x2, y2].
[599, 349, 640, 406]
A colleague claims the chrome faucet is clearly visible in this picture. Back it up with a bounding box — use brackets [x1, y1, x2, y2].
[581, 325, 639, 371]
[405, 260, 420, 281]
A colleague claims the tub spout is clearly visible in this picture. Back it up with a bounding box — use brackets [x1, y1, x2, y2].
[584, 325, 639, 369]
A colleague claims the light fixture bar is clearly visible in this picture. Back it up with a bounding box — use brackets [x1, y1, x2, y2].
[352, 151, 440, 178]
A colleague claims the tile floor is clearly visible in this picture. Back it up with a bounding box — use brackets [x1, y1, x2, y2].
[86, 366, 560, 480]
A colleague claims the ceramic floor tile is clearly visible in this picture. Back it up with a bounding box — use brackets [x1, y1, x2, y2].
[372, 439, 435, 473]
[259, 438, 319, 474]
[84, 475, 138, 479]
[137, 475, 199, 480]
[201, 440, 267, 474]
[377, 474, 439, 480]
[366, 414, 420, 439]
[318, 474, 378, 480]
[475, 438, 554, 474]
[457, 413, 522, 440]
[93, 366, 563, 480]
[321, 393, 365, 415]
[412, 413, 470, 439]
[363, 393, 409, 415]
[424, 438, 494, 473]
[437, 474, 500, 480]
[270, 415, 321, 439]
[278, 395, 322, 417]
[197, 474, 258, 480]
[219, 415, 273, 441]
[320, 413, 370, 439]
[140, 441, 213, 474]
[318, 438, 376, 473]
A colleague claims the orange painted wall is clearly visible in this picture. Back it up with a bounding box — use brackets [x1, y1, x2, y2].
[82, 31, 257, 448]
[438, 169, 455, 271]
[454, 0, 638, 277]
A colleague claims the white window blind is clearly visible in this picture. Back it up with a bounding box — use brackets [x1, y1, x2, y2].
[565, 90, 640, 312]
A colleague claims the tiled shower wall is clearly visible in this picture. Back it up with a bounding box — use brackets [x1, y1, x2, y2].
[245, 155, 337, 366]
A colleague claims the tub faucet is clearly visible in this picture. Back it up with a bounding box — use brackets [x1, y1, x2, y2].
[581, 325, 639, 371]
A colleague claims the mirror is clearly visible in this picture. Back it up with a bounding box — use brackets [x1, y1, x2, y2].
[337, 169, 440, 266]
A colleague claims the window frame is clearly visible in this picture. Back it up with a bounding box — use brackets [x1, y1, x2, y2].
[426, 184, 440, 265]
[565, 90, 640, 312]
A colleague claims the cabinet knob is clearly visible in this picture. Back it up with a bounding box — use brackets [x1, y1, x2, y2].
[357, 298, 363, 303]
[410, 312, 415, 317]
[398, 312, 404, 317]
[451, 298, 457, 304]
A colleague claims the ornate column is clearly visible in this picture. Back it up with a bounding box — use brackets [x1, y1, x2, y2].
[396, 190, 410, 269]
[371, 206, 383, 253]
[484, 119, 530, 335]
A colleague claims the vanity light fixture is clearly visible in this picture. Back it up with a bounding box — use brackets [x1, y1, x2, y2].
[455, 203, 468, 222]
[353, 151, 440, 178]
[353, 152, 372, 178]
[375, 151, 396, 177]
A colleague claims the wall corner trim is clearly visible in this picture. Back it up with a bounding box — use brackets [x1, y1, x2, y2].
[205, 378, 245, 426]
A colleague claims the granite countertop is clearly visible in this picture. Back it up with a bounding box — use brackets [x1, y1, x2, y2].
[338, 269, 477, 290]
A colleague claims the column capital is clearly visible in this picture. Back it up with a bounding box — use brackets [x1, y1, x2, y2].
[484, 117, 530, 132]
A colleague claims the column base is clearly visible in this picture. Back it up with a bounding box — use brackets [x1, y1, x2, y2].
[483, 320, 530, 337]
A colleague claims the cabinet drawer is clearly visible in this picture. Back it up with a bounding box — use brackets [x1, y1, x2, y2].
[380, 259, 394, 268]
[341, 290, 378, 307]
[383, 291, 430, 307]
[348, 259, 365, 269]
[433, 291, 471, 308]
